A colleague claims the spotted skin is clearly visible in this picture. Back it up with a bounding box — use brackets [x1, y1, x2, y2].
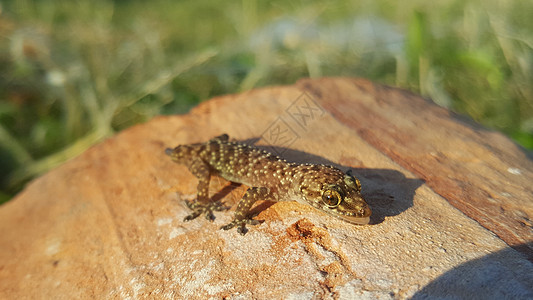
[165, 134, 371, 234]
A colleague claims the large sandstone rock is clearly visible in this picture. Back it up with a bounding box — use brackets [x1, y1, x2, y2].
[0, 78, 532, 299]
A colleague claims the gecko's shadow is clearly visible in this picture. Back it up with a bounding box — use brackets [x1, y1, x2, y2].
[412, 242, 533, 299]
[238, 137, 424, 225]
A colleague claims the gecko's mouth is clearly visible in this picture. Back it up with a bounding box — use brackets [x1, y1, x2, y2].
[338, 205, 372, 225]
[339, 215, 371, 225]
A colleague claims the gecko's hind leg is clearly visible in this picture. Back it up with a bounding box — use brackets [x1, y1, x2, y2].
[182, 158, 231, 222]
[184, 200, 230, 222]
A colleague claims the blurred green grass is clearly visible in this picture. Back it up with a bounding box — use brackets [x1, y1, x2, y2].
[0, 0, 532, 203]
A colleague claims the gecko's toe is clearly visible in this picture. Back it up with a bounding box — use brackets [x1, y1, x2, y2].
[184, 200, 197, 210]
[212, 201, 231, 211]
[205, 211, 216, 221]
[220, 222, 236, 231]
[184, 211, 201, 221]
[237, 225, 248, 235]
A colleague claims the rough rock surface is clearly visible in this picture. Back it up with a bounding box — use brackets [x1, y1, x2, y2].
[0, 78, 532, 299]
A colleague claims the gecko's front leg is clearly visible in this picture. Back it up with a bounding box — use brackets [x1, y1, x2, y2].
[221, 187, 270, 235]
[184, 159, 228, 222]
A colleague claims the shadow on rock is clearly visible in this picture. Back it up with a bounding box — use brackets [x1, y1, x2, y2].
[412, 242, 533, 299]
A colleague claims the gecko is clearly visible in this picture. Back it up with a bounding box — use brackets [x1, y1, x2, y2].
[165, 134, 371, 234]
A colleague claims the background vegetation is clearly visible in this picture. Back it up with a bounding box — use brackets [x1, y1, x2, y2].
[0, 0, 532, 203]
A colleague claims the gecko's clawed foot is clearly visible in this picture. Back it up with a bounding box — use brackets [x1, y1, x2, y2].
[183, 200, 229, 222]
[220, 218, 263, 235]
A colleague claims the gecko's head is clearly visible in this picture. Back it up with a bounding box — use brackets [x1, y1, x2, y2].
[298, 166, 371, 225]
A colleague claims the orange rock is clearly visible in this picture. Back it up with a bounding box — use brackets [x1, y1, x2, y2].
[0, 78, 532, 298]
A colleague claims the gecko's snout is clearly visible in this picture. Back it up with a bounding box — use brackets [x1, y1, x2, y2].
[165, 148, 174, 156]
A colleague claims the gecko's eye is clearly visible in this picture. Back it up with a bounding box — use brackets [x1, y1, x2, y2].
[321, 189, 342, 208]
